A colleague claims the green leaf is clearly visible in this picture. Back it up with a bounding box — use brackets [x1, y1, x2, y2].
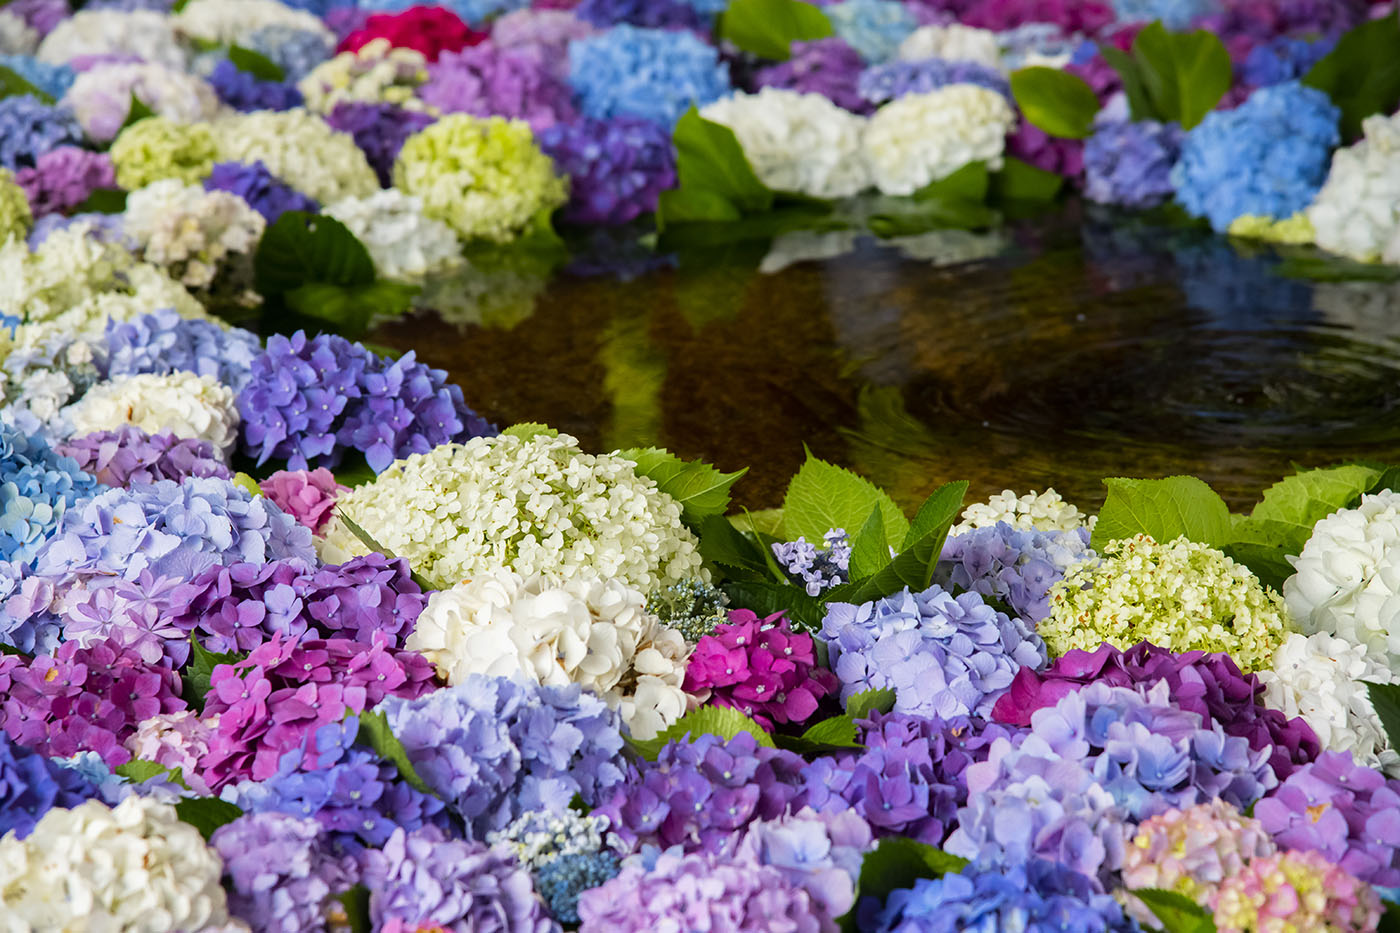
[775, 714, 864, 754]
[1380, 900, 1400, 933]
[0, 643, 29, 658]
[0, 65, 54, 104]
[846, 687, 897, 720]
[848, 505, 891, 580]
[656, 187, 744, 226]
[659, 107, 774, 229]
[502, 422, 558, 440]
[69, 188, 127, 214]
[174, 797, 243, 841]
[1371, 466, 1400, 495]
[335, 509, 443, 592]
[825, 481, 967, 604]
[231, 471, 264, 498]
[1099, 43, 1157, 121]
[328, 454, 377, 488]
[357, 710, 437, 796]
[913, 161, 990, 203]
[720, 580, 828, 631]
[333, 886, 372, 933]
[1303, 15, 1400, 141]
[627, 706, 775, 761]
[992, 156, 1065, 203]
[837, 839, 969, 933]
[227, 44, 285, 82]
[285, 280, 419, 335]
[1009, 66, 1100, 139]
[1091, 475, 1233, 551]
[115, 760, 173, 783]
[1364, 681, 1400, 755]
[1131, 888, 1215, 933]
[254, 211, 376, 298]
[783, 451, 908, 551]
[698, 514, 772, 578]
[729, 507, 785, 538]
[621, 447, 747, 526]
[1235, 462, 1382, 554]
[1276, 252, 1400, 283]
[719, 0, 833, 60]
[181, 636, 243, 713]
[1129, 23, 1232, 130]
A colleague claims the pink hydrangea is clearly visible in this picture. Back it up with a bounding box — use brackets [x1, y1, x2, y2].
[682, 609, 837, 729]
[259, 468, 347, 534]
[1211, 849, 1381, 933]
[125, 709, 220, 795]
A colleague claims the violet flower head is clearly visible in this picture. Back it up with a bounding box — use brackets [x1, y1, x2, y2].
[1084, 118, 1184, 209]
[773, 528, 852, 596]
[537, 115, 676, 226]
[417, 42, 577, 133]
[574, 0, 706, 31]
[754, 38, 869, 114]
[936, 522, 1093, 624]
[324, 101, 435, 187]
[213, 811, 361, 933]
[857, 56, 1011, 106]
[103, 307, 262, 393]
[13, 145, 115, 217]
[1239, 35, 1336, 89]
[258, 467, 346, 533]
[1008, 120, 1085, 179]
[207, 59, 304, 112]
[58, 570, 190, 666]
[57, 426, 231, 490]
[0, 94, 82, 170]
[5, 0, 68, 37]
[0, 731, 100, 840]
[734, 806, 873, 925]
[204, 160, 321, 224]
[490, 8, 596, 83]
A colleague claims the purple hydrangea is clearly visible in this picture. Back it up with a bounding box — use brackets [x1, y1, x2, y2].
[820, 583, 1046, 719]
[207, 59, 304, 112]
[733, 806, 872, 925]
[0, 731, 99, 839]
[935, 522, 1093, 624]
[594, 732, 811, 855]
[26, 210, 126, 249]
[0, 94, 82, 171]
[574, 0, 706, 30]
[489, 9, 596, 82]
[103, 307, 262, 392]
[378, 675, 628, 841]
[244, 24, 334, 82]
[857, 57, 1011, 105]
[1083, 118, 1183, 209]
[236, 331, 495, 473]
[56, 426, 232, 490]
[754, 38, 870, 114]
[417, 43, 577, 132]
[204, 160, 320, 224]
[1240, 35, 1337, 88]
[537, 115, 676, 226]
[3, 0, 67, 36]
[58, 570, 189, 666]
[323, 101, 435, 188]
[772, 528, 852, 596]
[1008, 121, 1084, 179]
[0, 420, 106, 571]
[13, 145, 115, 217]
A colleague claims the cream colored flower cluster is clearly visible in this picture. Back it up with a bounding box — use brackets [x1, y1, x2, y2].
[211, 109, 379, 205]
[1042, 534, 1291, 671]
[66, 371, 239, 454]
[323, 432, 705, 591]
[298, 38, 430, 114]
[65, 62, 223, 145]
[862, 85, 1015, 196]
[174, 0, 332, 46]
[1284, 489, 1400, 667]
[37, 9, 187, 70]
[1308, 111, 1400, 264]
[701, 88, 871, 200]
[123, 180, 266, 289]
[0, 10, 36, 56]
[324, 189, 463, 283]
[897, 24, 1003, 69]
[953, 486, 1092, 534]
[407, 569, 690, 739]
[0, 797, 234, 932]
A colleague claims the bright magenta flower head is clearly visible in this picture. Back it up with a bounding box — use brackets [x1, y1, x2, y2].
[1211, 849, 1380, 933]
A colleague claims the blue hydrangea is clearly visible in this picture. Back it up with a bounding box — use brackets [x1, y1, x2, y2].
[936, 523, 1094, 624]
[204, 161, 320, 224]
[568, 25, 730, 128]
[575, 0, 705, 29]
[360, 0, 526, 24]
[244, 24, 334, 83]
[868, 859, 1140, 933]
[858, 58, 1011, 106]
[1240, 36, 1337, 88]
[1171, 81, 1340, 232]
[0, 421, 105, 568]
[678, 0, 728, 12]
[1111, 0, 1210, 28]
[0, 733, 99, 839]
[0, 94, 82, 171]
[536, 852, 621, 925]
[826, 0, 917, 64]
[1083, 119, 1184, 209]
[271, 0, 360, 13]
[103, 308, 262, 393]
[0, 55, 75, 101]
[820, 583, 1046, 719]
[772, 528, 851, 596]
[207, 59, 304, 113]
[378, 675, 629, 841]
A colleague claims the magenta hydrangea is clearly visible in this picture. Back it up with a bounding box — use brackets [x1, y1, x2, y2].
[13, 145, 115, 217]
[417, 42, 577, 132]
[258, 467, 346, 533]
[56, 426, 231, 489]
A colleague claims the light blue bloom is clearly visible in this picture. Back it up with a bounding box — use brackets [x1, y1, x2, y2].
[1111, 0, 1211, 28]
[827, 0, 917, 64]
[0, 55, 75, 101]
[103, 308, 262, 394]
[568, 25, 730, 128]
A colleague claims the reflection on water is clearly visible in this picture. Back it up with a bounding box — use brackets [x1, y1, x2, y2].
[368, 205, 1400, 512]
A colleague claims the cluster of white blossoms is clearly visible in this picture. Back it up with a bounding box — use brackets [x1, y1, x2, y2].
[323, 432, 706, 591]
[211, 109, 379, 206]
[897, 24, 1003, 69]
[64, 62, 223, 145]
[1257, 632, 1398, 775]
[1307, 111, 1400, 264]
[0, 797, 235, 932]
[0, 9, 37, 56]
[953, 486, 1093, 533]
[862, 85, 1015, 196]
[123, 180, 266, 289]
[407, 570, 691, 739]
[324, 189, 464, 283]
[298, 38, 430, 114]
[0, 323, 100, 428]
[1284, 489, 1400, 667]
[65, 371, 239, 454]
[37, 9, 187, 69]
[701, 88, 872, 200]
[173, 0, 332, 46]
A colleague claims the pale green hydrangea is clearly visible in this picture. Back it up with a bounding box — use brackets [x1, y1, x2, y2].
[109, 116, 217, 190]
[0, 168, 32, 245]
[211, 109, 378, 205]
[393, 113, 568, 243]
[1041, 533, 1291, 671]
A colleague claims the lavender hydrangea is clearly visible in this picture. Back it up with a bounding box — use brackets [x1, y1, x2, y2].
[0, 732, 99, 839]
[821, 583, 1046, 718]
[417, 43, 577, 132]
[537, 116, 676, 226]
[58, 570, 189, 666]
[244, 24, 333, 83]
[734, 806, 873, 924]
[207, 59, 304, 112]
[13, 145, 115, 216]
[935, 522, 1094, 623]
[378, 675, 628, 841]
[236, 331, 495, 472]
[755, 38, 869, 114]
[103, 307, 262, 393]
[0, 94, 81, 170]
[857, 57, 1011, 106]
[773, 528, 851, 596]
[56, 426, 231, 490]
[0, 420, 105, 569]
[1083, 118, 1184, 209]
[204, 160, 320, 224]
[575, 0, 706, 31]
[568, 24, 730, 128]
[323, 101, 435, 188]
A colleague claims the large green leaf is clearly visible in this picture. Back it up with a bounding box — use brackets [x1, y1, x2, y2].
[1364, 681, 1400, 755]
[116, 760, 177, 784]
[357, 711, 438, 796]
[1098, 43, 1157, 121]
[285, 280, 419, 335]
[991, 157, 1065, 203]
[621, 447, 747, 527]
[627, 706, 775, 760]
[719, 0, 833, 61]
[1131, 888, 1216, 933]
[1091, 475, 1233, 551]
[69, 188, 128, 214]
[254, 211, 377, 297]
[775, 714, 864, 754]
[845, 687, 896, 720]
[657, 187, 744, 225]
[1129, 23, 1232, 130]
[698, 514, 773, 578]
[913, 161, 990, 203]
[783, 451, 908, 550]
[174, 797, 244, 841]
[848, 505, 892, 580]
[658, 107, 774, 229]
[1303, 15, 1400, 141]
[1236, 463, 1381, 555]
[228, 44, 285, 82]
[117, 92, 155, 135]
[1010, 66, 1100, 139]
[837, 839, 969, 933]
[825, 481, 968, 604]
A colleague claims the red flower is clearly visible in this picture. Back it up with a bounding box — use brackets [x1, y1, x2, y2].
[337, 5, 487, 63]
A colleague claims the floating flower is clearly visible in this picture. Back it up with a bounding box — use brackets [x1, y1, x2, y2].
[109, 115, 218, 190]
[297, 38, 429, 114]
[121, 179, 266, 289]
[203, 160, 320, 224]
[936, 522, 1094, 623]
[567, 24, 730, 128]
[36, 9, 186, 69]
[102, 307, 261, 393]
[953, 486, 1091, 533]
[174, 0, 331, 48]
[207, 59, 304, 113]
[258, 467, 345, 533]
[684, 609, 834, 728]
[1308, 111, 1400, 264]
[897, 24, 1003, 68]
[0, 93, 82, 171]
[827, 0, 918, 63]
[338, 5, 485, 62]
[862, 84, 1015, 196]
[13, 145, 114, 217]
[0, 412, 101, 570]
[418, 42, 577, 132]
[772, 528, 852, 596]
[57, 426, 230, 489]
[753, 38, 868, 114]
[323, 100, 436, 187]
[63, 61, 220, 144]
[244, 22, 334, 82]
[490, 8, 595, 82]
[212, 811, 360, 933]
[858, 58, 1010, 107]
[1083, 118, 1183, 208]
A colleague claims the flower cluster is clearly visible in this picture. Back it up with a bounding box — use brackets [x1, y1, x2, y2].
[0, 731, 99, 838]
[13, 145, 114, 216]
[858, 58, 1010, 107]
[103, 307, 261, 393]
[1212, 849, 1380, 933]
[56, 425, 230, 489]
[827, 0, 918, 63]
[109, 115, 218, 190]
[0, 419, 103, 568]
[324, 188, 464, 282]
[245, 22, 334, 82]
[211, 108, 379, 205]
[121, 179, 266, 289]
[936, 522, 1094, 623]
[203, 159, 321, 224]
[1308, 111, 1400, 264]
[419, 42, 577, 131]
[125, 710, 217, 793]
[1084, 118, 1184, 209]
[646, 578, 729, 643]
[63, 62, 220, 144]
[258, 467, 345, 533]
[863, 84, 1016, 196]
[324, 99, 436, 186]
[953, 487, 1091, 533]
[684, 609, 835, 728]
[538, 115, 676, 226]
[338, 5, 484, 62]
[773, 528, 852, 596]
[0, 93, 82, 170]
[298, 38, 429, 114]
[65, 370, 240, 455]
[567, 24, 730, 128]
[754, 38, 868, 114]
[207, 58, 305, 113]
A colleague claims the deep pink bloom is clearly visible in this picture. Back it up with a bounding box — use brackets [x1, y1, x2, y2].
[337, 6, 487, 62]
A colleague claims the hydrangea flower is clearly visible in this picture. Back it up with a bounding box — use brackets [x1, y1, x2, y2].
[120, 179, 266, 289]
[418, 42, 577, 132]
[488, 808, 614, 871]
[58, 570, 193, 666]
[109, 115, 218, 190]
[63, 61, 221, 144]
[821, 582, 1046, 718]
[1240, 36, 1336, 88]
[896, 24, 1003, 68]
[102, 307, 260, 394]
[1083, 118, 1183, 208]
[323, 100, 436, 187]
[338, 5, 485, 62]
[754, 38, 868, 114]
[575, 0, 706, 30]
[0, 53, 74, 100]
[858, 58, 1010, 107]
[244, 23, 334, 82]
[358, 0, 527, 25]
[258, 468, 345, 533]
[646, 578, 728, 643]
[13, 145, 114, 217]
[1308, 111, 1400, 265]
[126, 709, 219, 794]
[862, 84, 1015, 195]
[324, 189, 464, 282]
[211, 108, 379, 205]
[297, 39, 430, 115]
[65, 370, 240, 455]
[1171, 81, 1339, 232]
[1212, 849, 1380, 933]
[490, 8, 596, 82]
[0, 93, 82, 170]
[324, 433, 705, 592]
[0, 731, 99, 839]
[212, 811, 360, 933]
[380, 675, 627, 840]
[773, 528, 852, 596]
[0, 419, 104, 569]
[954, 486, 1091, 533]
[174, 0, 331, 48]
[37, 9, 187, 68]
[207, 58, 304, 112]
[827, 0, 918, 63]
[936, 522, 1094, 623]
[567, 24, 730, 128]
[537, 851, 622, 927]
[0, 167, 31, 245]
[537, 115, 676, 226]
[733, 807, 871, 926]
[203, 160, 321, 224]
[1008, 120, 1085, 179]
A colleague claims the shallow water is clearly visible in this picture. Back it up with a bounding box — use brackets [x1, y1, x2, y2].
[369, 205, 1400, 513]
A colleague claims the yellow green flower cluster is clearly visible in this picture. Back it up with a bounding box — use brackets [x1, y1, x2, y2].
[0, 169, 33, 245]
[110, 117, 217, 191]
[1227, 211, 1316, 245]
[1041, 534, 1291, 671]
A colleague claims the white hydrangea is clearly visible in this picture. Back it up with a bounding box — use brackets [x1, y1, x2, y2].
[174, 0, 332, 47]
[1284, 489, 1400, 666]
[862, 84, 1015, 196]
[297, 38, 429, 114]
[954, 487, 1093, 534]
[211, 109, 379, 205]
[1257, 632, 1399, 775]
[64, 62, 223, 145]
[321, 432, 707, 592]
[0, 10, 37, 56]
[1307, 111, 1400, 265]
[700, 88, 871, 199]
[65, 371, 239, 454]
[898, 24, 1003, 69]
[123, 180, 266, 289]
[0, 796, 232, 932]
[0, 323, 101, 430]
[406, 569, 690, 739]
[324, 189, 463, 282]
[37, 10, 188, 70]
